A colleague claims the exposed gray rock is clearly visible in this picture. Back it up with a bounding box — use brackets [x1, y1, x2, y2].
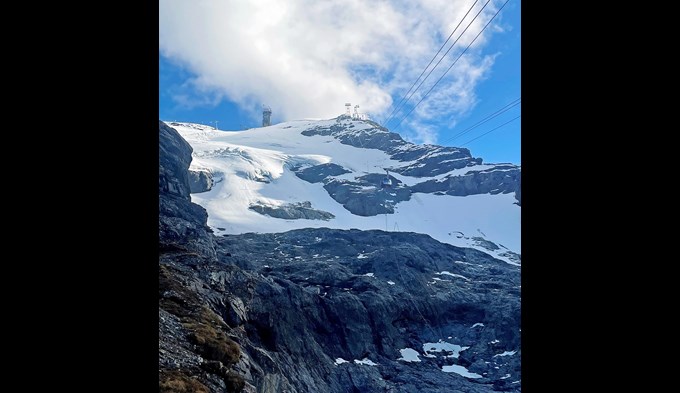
[159, 121, 193, 200]
[322, 174, 411, 216]
[293, 163, 351, 183]
[159, 121, 216, 258]
[214, 229, 520, 392]
[189, 169, 214, 193]
[411, 166, 521, 197]
[249, 201, 335, 221]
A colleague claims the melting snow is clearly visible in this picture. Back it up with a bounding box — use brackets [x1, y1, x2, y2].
[354, 358, 377, 366]
[501, 374, 511, 379]
[363, 273, 375, 277]
[436, 271, 471, 281]
[397, 348, 421, 362]
[423, 341, 469, 359]
[441, 364, 483, 378]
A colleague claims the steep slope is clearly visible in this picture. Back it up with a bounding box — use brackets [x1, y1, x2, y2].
[168, 117, 521, 265]
[159, 122, 521, 392]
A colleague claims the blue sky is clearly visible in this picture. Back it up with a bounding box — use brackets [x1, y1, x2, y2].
[160, 0, 520, 164]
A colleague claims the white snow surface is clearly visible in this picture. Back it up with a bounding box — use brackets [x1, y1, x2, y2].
[423, 341, 469, 359]
[354, 358, 377, 366]
[436, 271, 471, 281]
[441, 364, 483, 378]
[169, 119, 520, 261]
[493, 350, 517, 357]
[334, 358, 348, 365]
[397, 348, 422, 362]
[471, 323, 484, 328]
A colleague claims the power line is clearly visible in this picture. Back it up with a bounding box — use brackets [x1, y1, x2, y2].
[460, 114, 520, 146]
[391, 0, 511, 132]
[385, 0, 493, 127]
[382, 0, 481, 125]
[441, 97, 520, 144]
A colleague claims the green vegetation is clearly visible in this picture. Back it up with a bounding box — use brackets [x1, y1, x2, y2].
[184, 307, 241, 366]
[160, 264, 245, 391]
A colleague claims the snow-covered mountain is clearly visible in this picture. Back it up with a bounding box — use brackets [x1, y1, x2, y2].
[167, 116, 520, 264]
[159, 121, 521, 392]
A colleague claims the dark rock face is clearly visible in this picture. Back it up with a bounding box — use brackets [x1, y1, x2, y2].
[294, 163, 350, 183]
[169, 229, 521, 393]
[249, 201, 335, 221]
[159, 121, 193, 200]
[411, 165, 521, 197]
[159, 121, 521, 393]
[159, 121, 216, 258]
[189, 169, 214, 193]
[322, 174, 411, 216]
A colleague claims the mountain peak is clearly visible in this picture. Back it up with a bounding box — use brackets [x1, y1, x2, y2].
[165, 118, 520, 264]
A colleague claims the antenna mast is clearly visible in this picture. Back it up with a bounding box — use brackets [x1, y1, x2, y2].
[262, 105, 272, 127]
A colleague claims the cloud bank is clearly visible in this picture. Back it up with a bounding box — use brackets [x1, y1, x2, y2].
[160, 0, 506, 143]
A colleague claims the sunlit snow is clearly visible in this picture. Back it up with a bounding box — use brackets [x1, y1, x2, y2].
[169, 119, 521, 263]
[397, 348, 421, 362]
[441, 364, 482, 378]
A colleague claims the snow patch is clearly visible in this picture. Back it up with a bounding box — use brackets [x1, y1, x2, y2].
[441, 364, 483, 378]
[471, 323, 484, 328]
[493, 351, 516, 357]
[387, 280, 396, 285]
[436, 271, 471, 281]
[397, 348, 421, 362]
[423, 341, 469, 359]
[354, 358, 377, 366]
[334, 358, 348, 365]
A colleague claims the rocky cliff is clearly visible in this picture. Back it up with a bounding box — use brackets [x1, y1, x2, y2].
[159, 122, 521, 392]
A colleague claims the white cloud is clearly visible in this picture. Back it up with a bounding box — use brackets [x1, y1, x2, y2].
[402, 120, 439, 145]
[160, 0, 507, 142]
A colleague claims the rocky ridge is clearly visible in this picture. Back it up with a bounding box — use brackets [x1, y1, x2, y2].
[292, 116, 521, 216]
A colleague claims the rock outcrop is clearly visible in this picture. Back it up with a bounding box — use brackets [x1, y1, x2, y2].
[249, 201, 335, 221]
[411, 164, 521, 197]
[159, 121, 215, 258]
[189, 169, 214, 193]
